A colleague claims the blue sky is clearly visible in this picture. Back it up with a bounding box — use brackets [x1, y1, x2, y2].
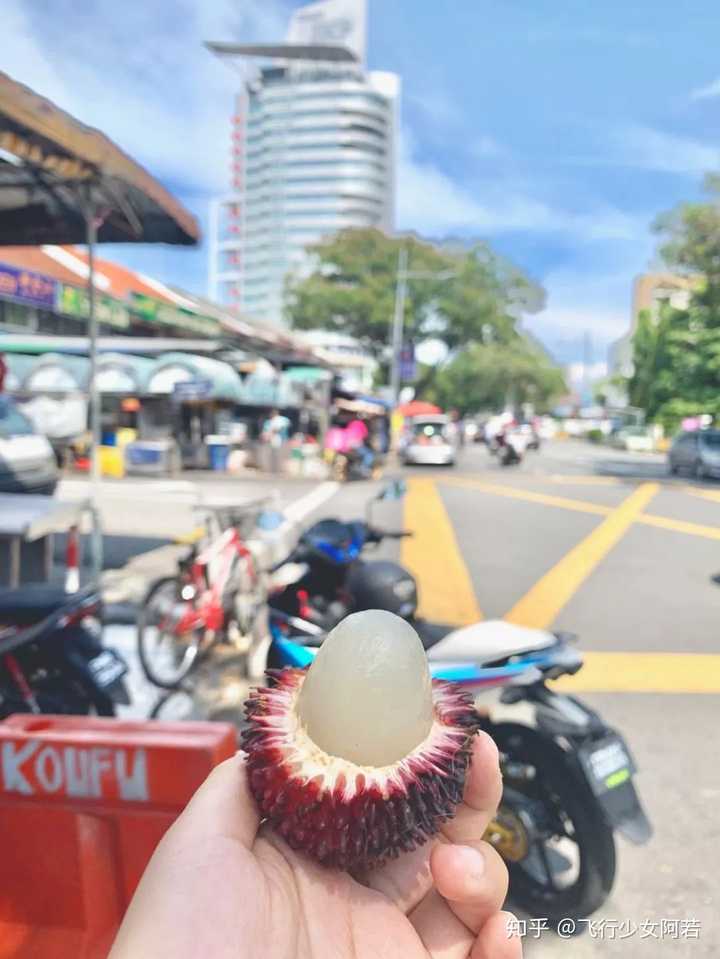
[3, 0, 720, 363]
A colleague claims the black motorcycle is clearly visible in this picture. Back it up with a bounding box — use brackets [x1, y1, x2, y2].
[0, 584, 129, 717]
[270, 481, 417, 630]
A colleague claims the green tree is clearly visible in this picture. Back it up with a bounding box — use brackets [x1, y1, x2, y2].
[285, 228, 543, 357]
[425, 340, 566, 416]
[628, 176, 720, 432]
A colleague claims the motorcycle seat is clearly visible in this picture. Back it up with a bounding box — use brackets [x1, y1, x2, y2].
[426, 619, 558, 664]
[0, 584, 77, 626]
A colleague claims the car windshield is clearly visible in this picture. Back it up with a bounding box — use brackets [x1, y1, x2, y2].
[413, 421, 446, 439]
[700, 432, 720, 448]
[0, 396, 34, 438]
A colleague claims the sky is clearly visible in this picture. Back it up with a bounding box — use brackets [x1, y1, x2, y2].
[3, 0, 720, 364]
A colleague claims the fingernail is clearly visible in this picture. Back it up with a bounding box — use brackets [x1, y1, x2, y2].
[454, 844, 486, 887]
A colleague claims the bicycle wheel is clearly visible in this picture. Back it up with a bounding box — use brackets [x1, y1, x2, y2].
[137, 577, 205, 689]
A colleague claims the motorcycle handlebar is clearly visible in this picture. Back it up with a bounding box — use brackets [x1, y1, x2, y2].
[368, 527, 413, 541]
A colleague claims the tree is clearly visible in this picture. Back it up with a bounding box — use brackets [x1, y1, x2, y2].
[628, 177, 720, 431]
[285, 228, 544, 357]
[425, 340, 566, 416]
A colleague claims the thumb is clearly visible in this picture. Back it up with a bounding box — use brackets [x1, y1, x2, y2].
[167, 751, 261, 851]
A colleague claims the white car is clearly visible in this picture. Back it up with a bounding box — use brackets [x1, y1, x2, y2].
[400, 415, 457, 466]
[611, 428, 654, 453]
[0, 396, 58, 494]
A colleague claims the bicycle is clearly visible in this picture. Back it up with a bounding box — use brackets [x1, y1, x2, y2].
[137, 497, 272, 690]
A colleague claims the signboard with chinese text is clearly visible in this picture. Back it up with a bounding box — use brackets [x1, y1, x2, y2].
[57, 284, 130, 330]
[131, 294, 220, 337]
[0, 263, 56, 309]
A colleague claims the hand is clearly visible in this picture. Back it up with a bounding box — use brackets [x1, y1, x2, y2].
[110, 733, 521, 959]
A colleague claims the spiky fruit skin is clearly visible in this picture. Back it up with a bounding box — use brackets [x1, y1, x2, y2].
[242, 667, 481, 871]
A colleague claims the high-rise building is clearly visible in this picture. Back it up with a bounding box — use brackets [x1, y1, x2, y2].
[208, 0, 398, 327]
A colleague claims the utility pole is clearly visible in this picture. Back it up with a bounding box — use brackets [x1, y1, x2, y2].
[390, 246, 408, 407]
[389, 248, 455, 407]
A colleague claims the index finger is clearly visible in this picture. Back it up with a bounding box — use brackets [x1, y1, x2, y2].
[441, 732, 502, 845]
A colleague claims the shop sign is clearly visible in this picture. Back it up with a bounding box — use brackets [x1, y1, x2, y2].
[0, 263, 56, 309]
[57, 284, 130, 329]
[173, 378, 214, 400]
[131, 293, 220, 337]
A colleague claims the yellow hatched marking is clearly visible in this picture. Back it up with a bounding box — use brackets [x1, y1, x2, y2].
[440, 476, 612, 517]
[402, 478, 482, 626]
[637, 513, 720, 541]
[504, 484, 659, 629]
[552, 652, 720, 694]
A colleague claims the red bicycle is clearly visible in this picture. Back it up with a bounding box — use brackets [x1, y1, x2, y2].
[137, 500, 270, 689]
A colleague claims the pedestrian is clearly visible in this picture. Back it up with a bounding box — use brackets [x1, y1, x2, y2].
[109, 736, 521, 959]
[262, 407, 291, 473]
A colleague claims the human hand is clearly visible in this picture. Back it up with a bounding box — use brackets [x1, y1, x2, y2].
[109, 732, 521, 959]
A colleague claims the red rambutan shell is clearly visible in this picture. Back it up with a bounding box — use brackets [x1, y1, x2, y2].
[241, 667, 481, 870]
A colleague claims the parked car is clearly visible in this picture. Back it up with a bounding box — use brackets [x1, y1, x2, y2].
[611, 427, 654, 453]
[400, 414, 457, 466]
[0, 395, 58, 494]
[668, 429, 720, 479]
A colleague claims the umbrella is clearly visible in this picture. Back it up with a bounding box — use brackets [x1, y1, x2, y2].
[397, 400, 441, 417]
[0, 69, 199, 568]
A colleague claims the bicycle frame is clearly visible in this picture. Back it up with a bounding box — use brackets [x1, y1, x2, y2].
[173, 525, 259, 638]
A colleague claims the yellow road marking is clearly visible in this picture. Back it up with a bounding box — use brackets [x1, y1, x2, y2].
[637, 513, 720, 541]
[552, 652, 720, 693]
[543, 474, 622, 487]
[444, 475, 720, 543]
[504, 483, 659, 629]
[685, 487, 720, 505]
[441, 476, 612, 517]
[402, 478, 482, 626]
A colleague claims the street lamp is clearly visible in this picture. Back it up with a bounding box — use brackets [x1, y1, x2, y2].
[389, 247, 455, 406]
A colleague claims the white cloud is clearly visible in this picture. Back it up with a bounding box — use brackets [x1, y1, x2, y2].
[690, 77, 720, 101]
[612, 125, 720, 175]
[1, 0, 292, 195]
[396, 130, 644, 241]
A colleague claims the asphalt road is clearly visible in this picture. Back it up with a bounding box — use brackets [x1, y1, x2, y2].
[67, 441, 719, 956]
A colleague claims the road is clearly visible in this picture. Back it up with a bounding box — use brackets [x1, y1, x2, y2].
[64, 440, 719, 956]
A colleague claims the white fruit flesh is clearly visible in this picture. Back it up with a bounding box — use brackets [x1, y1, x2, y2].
[296, 609, 434, 767]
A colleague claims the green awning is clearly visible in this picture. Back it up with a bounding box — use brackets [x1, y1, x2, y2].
[3, 352, 36, 389]
[147, 352, 244, 402]
[283, 366, 332, 384]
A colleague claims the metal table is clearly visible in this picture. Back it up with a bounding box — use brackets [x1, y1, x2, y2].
[0, 495, 96, 588]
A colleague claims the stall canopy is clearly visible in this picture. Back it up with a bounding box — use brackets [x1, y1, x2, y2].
[96, 352, 154, 394]
[148, 352, 244, 403]
[24, 352, 90, 392]
[0, 71, 199, 245]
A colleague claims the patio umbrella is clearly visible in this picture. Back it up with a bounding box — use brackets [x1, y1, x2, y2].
[397, 400, 441, 417]
[0, 70, 199, 566]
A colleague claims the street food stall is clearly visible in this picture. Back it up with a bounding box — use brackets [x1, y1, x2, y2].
[145, 352, 245, 470]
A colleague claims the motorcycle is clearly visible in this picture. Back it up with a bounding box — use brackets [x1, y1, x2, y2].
[269, 480, 418, 630]
[0, 583, 130, 717]
[496, 431, 525, 466]
[329, 446, 384, 482]
[265, 615, 652, 924]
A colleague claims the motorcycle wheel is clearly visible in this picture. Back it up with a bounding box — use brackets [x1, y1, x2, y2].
[137, 577, 205, 689]
[490, 722, 616, 924]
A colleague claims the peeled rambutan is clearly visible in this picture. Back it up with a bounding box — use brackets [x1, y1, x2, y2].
[242, 609, 481, 870]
